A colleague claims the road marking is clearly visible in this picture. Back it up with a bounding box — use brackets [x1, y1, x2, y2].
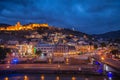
[24, 67, 57, 69]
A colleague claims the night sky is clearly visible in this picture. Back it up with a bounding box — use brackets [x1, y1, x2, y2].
[0, 0, 120, 34]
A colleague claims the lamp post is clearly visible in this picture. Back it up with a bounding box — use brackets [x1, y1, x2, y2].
[56, 75, 60, 80]
[41, 75, 45, 80]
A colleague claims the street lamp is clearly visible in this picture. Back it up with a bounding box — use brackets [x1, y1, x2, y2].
[56, 76, 60, 80]
[48, 58, 52, 64]
[41, 75, 45, 80]
[4, 77, 9, 80]
[72, 76, 76, 80]
[101, 57, 105, 61]
[66, 57, 69, 64]
[24, 75, 29, 80]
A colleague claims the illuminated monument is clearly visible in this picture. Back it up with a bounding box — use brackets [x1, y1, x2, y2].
[16, 44, 34, 56]
[0, 22, 49, 31]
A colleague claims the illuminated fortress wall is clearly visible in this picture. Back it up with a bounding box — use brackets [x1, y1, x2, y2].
[0, 22, 49, 31]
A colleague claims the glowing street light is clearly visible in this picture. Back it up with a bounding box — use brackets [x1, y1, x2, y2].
[65, 57, 69, 64]
[48, 58, 52, 64]
[101, 57, 105, 61]
[56, 76, 60, 80]
[4, 77, 9, 80]
[72, 76, 76, 80]
[58, 64, 60, 68]
[41, 75, 45, 80]
[24, 75, 28, 80]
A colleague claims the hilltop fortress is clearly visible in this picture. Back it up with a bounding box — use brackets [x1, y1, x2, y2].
[0, 22, 49, 31]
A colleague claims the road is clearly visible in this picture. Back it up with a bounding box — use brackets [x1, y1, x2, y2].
[93, 54, 120, 71]
[0, 63, 97, 74]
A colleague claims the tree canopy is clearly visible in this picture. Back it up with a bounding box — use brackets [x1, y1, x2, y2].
[0, 47, 10, 60]
[35, 50, 42, 56]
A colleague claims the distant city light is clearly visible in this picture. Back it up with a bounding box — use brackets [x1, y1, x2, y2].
[56, 76, 60, 80]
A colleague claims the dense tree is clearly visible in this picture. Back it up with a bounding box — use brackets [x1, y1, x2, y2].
[35, 50, 42, 56]
[94, 44, 98, 49]
[110, 49, 119, 58]
[5, 48, 11, 53]
[0, 47, 10, 61]
[110, 49, 119, 55]
[89, 42, 93, 46]
[100, 42, 106, 48]
[114, 38, 120, 43]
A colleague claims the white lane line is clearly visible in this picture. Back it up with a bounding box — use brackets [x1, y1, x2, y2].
[24, 67, 57, 69]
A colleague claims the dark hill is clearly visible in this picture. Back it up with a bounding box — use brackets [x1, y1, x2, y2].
[94, 30, 120, 39]
[0, 24, 92, 41]
[36, 26, 92, 39]
[0, 23, 11, 27]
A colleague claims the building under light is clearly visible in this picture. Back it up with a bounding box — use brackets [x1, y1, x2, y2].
[35, 43, 55, 56]
[16, 44, 34, 56]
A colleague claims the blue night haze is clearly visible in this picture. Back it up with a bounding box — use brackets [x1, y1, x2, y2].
[0, 0, 120, 34]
